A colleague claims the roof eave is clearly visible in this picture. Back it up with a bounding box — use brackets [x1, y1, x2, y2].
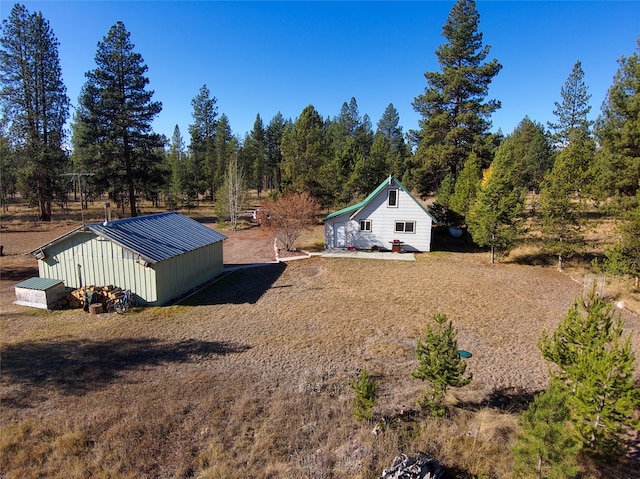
[29, 225, 91, 256]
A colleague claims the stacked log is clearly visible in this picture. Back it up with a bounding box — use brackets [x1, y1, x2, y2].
[56, 285, 123, 310]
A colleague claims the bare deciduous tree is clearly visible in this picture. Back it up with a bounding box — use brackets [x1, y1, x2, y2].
[263, 191, 319, 251]
[215, 153, 246, 231]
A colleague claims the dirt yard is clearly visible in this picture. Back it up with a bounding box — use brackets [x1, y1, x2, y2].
[1, 213, 639, 478]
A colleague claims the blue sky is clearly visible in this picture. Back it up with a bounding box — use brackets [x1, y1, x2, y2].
[2, 1, 639, 143]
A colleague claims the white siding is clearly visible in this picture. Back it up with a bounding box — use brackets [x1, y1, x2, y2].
[324, 184, 433, 252]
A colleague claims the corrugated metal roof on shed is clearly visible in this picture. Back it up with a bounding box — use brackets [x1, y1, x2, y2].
[15, 277, 64, 290]
[88, 212, 227, 264]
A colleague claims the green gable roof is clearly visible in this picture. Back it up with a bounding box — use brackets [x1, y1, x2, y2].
[323, 175, 437, 223]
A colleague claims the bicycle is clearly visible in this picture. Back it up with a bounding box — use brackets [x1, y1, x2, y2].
[107, 289, 137, 314]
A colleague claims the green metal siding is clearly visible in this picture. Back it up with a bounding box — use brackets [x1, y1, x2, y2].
[38, 232, 158, 303]
[37, 229, 224, 306]
[154, 241, 224, 305]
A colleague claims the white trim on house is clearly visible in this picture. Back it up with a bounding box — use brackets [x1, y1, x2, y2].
[323, 176, 436, 252]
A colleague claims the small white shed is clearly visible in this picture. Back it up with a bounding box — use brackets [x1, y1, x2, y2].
[323, 175, 437, 252]
[15, 277, 67, 309]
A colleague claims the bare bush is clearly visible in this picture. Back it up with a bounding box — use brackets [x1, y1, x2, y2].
[262, 191, 320, 251]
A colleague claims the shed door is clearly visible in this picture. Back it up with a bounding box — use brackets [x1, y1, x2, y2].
[334, 222, 346, 248]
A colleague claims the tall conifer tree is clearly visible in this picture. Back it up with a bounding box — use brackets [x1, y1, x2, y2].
[189, 84, 218, 198]
[75, 21, 162, 217]
[0, 4, 69, 221]
[265, 112, 287, 191]
[538, 130, 593, 271]
[244, 114, 268, 195]
[280, 104, 327, 197]
[548, 60, 592, 146]
[593, 38, 640, 200]
[377, 103, 411, 178]
[412, 0, 501, 196]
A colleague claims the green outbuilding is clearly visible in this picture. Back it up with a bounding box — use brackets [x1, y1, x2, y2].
[30, 212, 227, 306]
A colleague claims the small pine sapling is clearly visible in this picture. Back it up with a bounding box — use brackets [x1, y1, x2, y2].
[351, 367, 378, 421]
[512, 381, 580, 479]
[538, 291, 639, 456]
[412, 313, 472, 416]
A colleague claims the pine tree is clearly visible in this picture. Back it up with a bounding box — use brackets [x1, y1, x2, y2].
[467, 140, 526, 263]
[320, 136, 361, 206]
[593, 38, 640, 200]
[265, 112, 287, 192]
[351, 367, 378, 421]
[244, 114, 268, 196]
[538, 130, 593, 271]
[602, 193, 640, 289]
[75, 21, 163, 217]
[450, 153, 482, 221]
[348, 132, 391, 198]
[189, 84, 218, 199]
[0, 4, 70, 221]
[412, 0, 501, 196]
[280, 105, 327, 197]
[377, 103, 411, 180]
[0, 130, 17, 212]
[377, 104, 407, 155]
[505, 117, 554, 192]
[538, 292, 639, 456]
[212, 113, 236, 199]
[413, 313, 472, 417]
[547, 60, 592, 146]
[165, 125, 190, 210]
[512, 382, 579, 479]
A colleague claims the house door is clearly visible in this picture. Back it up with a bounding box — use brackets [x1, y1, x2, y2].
[334, 223, 346, 248]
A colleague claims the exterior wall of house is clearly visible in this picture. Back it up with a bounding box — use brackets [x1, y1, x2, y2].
[38, 232, 159, 303]
[37, 232, 225, 306]
[324, 184, 433, 252]
[153, 241, 224, 305]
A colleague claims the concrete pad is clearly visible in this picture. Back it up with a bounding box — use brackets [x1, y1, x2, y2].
[320, 250, 416, 261]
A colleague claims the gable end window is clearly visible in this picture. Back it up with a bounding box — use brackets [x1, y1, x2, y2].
[388, 189, 398, 207]
[394, 221, 415, 233]
[360, 219, 372, 232]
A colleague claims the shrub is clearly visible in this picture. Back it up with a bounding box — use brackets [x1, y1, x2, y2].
[351, 367, 377, 421]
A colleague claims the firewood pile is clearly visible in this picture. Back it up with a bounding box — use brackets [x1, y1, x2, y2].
[56, 285, 123, 310]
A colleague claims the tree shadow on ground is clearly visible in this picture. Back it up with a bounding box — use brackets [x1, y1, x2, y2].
[181, 262, 287, 306]
[1, 338, 251, 407]
[0, 263, 39, 282]
[457, 387, 541, 414]
[430, 226, 479, 253]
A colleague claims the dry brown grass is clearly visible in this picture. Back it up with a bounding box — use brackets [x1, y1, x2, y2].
[2, 199, 640, 478]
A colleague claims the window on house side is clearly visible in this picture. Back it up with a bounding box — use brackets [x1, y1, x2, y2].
[395, 221, 416, 233]
[388, 189, 398, 207]
[360, 219, 372, 232]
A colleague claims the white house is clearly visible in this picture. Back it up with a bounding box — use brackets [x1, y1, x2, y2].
[323, 176, 437, 252]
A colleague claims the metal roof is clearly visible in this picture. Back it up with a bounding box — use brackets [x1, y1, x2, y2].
[87, 212, 227, 263]
[15, 277, 64, 290]
[33, 212, 227, 264]
[323, 175, 437, 223]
